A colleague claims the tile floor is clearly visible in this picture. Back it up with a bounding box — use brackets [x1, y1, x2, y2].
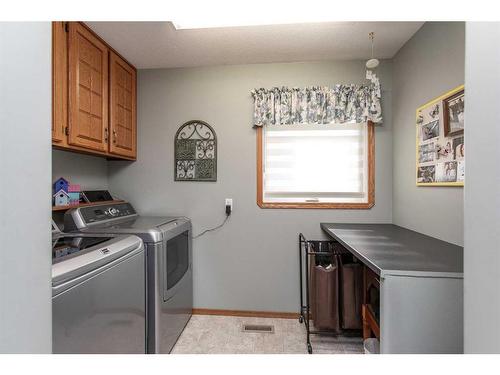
[171, 315, 364, 354]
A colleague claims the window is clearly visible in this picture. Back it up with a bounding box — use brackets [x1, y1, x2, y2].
[257, 122, 374, 209]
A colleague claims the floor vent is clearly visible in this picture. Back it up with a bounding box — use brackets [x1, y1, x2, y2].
[242, 324, 275, 334]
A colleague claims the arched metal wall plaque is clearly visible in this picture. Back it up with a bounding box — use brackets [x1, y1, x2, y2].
[175, 120, 217, 181]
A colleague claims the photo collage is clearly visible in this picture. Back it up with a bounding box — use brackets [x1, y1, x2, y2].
[416, 87, 465, 185]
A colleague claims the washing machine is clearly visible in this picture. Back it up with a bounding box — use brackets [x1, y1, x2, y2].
[52, 221, 145, 353]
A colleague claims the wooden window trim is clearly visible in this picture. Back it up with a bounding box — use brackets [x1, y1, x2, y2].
[256, 121, 375, 209]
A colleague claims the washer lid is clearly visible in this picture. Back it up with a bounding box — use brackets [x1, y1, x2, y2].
[51, 234, 143, 285]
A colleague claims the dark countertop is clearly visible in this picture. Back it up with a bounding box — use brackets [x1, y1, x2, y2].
[321, 223, 463, 278]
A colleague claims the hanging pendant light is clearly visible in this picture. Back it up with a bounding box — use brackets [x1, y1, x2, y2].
[366, 32, 380, 69]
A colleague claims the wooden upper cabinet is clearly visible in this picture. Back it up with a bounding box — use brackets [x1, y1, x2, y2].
[52, 22, 67, 143]
[68, 23, 109, 152]
[109, 51, 137, 159]
[52, 22, 137, 160]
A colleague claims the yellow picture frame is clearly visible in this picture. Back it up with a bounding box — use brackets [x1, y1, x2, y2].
[415, 85, 465, 187]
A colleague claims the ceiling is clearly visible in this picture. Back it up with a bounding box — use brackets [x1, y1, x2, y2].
[86, 21, 424, 69]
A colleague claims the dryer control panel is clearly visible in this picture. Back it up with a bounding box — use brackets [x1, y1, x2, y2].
[81, 203, 137, 223]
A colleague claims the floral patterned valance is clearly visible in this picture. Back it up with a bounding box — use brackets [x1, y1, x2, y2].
[251, 74, 382, 127]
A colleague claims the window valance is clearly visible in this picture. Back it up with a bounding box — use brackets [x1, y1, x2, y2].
[251, 74, 382, 127]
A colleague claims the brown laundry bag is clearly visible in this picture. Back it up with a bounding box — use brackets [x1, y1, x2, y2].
[307, 243, 325, 322]
[312, 256, 341, 332]
[341, 262, 363, 329]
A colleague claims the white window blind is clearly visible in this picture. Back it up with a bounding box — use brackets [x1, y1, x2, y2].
[262, 123, 369, 204]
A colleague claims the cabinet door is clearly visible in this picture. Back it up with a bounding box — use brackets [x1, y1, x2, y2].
[68, 23, 109, 152]
[109, 51, 136, 159]
[52, 22, 67, 144]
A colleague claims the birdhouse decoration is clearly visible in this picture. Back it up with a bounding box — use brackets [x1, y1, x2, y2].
[54, 177, 69, 193]
[68, 184, 81, 205]
[53, 189, 70, 206]
[53, 177, 80, 207]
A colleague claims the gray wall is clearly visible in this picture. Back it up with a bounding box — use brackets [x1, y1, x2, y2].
[52, 150, 109, 190]
[464, 22, 500, 353]
[392, 22, 465, 245]
[0, 22, 52, 353]
[108, 61, 393, 312]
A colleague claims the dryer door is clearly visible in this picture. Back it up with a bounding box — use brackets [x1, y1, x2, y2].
[163, 229, 190, 301]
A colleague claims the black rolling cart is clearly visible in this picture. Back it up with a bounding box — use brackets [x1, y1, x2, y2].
[298, 233, 361, 354]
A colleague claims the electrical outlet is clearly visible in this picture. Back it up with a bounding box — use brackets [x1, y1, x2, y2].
[225, 198, 233, 215]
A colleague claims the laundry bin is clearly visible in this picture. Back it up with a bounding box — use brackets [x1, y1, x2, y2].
[363, 338, 380, 354]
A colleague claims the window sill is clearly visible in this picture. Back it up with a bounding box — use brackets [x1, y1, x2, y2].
[257, 201, 375, 209]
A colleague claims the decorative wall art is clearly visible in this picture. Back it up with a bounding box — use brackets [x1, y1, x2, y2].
[416, 85, 465, 186]
[175, 120, 217, 181]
